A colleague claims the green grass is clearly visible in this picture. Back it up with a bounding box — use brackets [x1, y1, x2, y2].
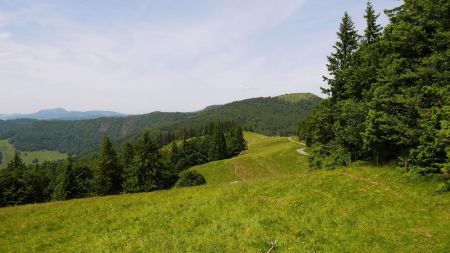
[0, 139, 67, 168]
[277, 93, 319, 103]
[0, 133, 449, 252]
[190, 132, 305, 184]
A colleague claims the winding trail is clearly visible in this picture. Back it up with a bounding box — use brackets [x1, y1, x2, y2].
[287, 137, 309, 156]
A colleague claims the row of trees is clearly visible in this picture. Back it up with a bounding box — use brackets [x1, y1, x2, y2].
[299, 0, 449, 178]
[169, 125, 246, 171]
[0, 122, 246, 207]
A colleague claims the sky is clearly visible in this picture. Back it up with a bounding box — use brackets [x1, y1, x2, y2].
[0, 0, 400, 114]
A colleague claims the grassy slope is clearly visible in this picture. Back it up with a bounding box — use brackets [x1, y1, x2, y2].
[277, 93, 319, 103]
[0, 133, 449, 252]
[190, 132, 305, 184]
[0, 139, 67, 168]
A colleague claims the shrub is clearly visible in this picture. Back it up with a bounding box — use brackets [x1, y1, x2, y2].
[437, 180, 450, 193]
[176, 170, 206, 187]
[308, 143, 351, 169]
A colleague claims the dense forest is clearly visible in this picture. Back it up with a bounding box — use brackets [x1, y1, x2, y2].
[0, 122, 246, 206]
[0, 93, 320, 155]
[299, 0, 449, 187]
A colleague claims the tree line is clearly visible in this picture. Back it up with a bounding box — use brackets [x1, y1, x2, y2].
[0, 122, 246, 207]
[298, 0, 449, 187]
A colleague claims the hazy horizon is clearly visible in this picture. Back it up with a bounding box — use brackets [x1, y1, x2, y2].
[0, 0, 397, 114]
[0, 91, 319, 116]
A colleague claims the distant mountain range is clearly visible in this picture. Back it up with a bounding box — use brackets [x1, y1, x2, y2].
[0, 108, 126, 121]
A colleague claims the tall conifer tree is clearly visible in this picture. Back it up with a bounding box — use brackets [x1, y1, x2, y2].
[121, 142, 134, 168]
[95, 137, 122, 195]
[208, 128, 227, 160]
[123, 131, 162, 192]
[364, 1, 382, 43]
[323, 12, 359, 100]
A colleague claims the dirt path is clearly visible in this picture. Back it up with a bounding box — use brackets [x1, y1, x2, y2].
[287, 137, 309, 156]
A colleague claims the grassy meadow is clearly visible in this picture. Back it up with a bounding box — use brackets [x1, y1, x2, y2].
[0, 133, 449, 252]
[0, 139, 67, 168]
[277, 93, 318, 103]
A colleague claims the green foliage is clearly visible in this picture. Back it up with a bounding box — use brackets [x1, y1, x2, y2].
[437, 179, 450, 192]
[7, 152, 25, 170]
[0, 121, 247, 206]
[51, 158, 74, 201]
[171, 123, 247, 172]
[322, 12, 359, 98]
[95, 137, 122, 195]
[52, 156, 94, 201]
[0, 153, 27, 206]
[227, 126, 246, 156]
[120, 142, 134, 168]
[0, 94, 321, 155]
[307, 143, 351, 170]
[301, 0, 450, 175]
[208, 128, 227, 161]
[175, 170, 206, 187]
[363, 1, 382, 43]
[298, 99, 336, 147]
[123, 131, 164, 193]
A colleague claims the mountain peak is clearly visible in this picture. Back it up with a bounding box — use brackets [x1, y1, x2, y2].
[36, 108, 68, 113]
[0, 108, 125, 121]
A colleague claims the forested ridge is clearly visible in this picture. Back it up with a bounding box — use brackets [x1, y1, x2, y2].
[0, 93, 320, 155]
[299, 0, 449, 187]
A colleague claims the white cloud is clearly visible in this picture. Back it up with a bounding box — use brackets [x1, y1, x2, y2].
[0, 0, 333, 114]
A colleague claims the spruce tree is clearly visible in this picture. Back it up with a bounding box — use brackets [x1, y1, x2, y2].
[122, 161, 140, 193]
[123, 131, 162, 192]
[95, 137, 122, 195]
[170, 142, 179, 165]
[121, 142, 134, 168]
[208, 128, 227, 160]
[236, 126, 246, 152]
[0, 152, 27, 205]
[52, 156, 75, 200]
[364, 1, 382, 43]
[322, 12, 359, 100]
[7, 152, 26, 170]
[228, 126, 246, 155]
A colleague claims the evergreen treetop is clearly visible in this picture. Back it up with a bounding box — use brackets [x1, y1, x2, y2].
[364, 1, 382, 43]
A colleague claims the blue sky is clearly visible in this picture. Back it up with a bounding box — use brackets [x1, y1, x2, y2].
[0, 0, 399, 114]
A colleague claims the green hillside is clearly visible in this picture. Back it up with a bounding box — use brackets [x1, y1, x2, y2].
[190, 132, 305, 184]
[0, 133, 448, 252]
[0, 93, 321, 155]
[0, 139, 67, 168]
[277, 93, 320, 103]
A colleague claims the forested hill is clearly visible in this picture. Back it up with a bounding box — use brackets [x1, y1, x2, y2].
[0, 93, 321, 154]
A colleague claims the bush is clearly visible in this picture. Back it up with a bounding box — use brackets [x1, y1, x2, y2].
[307, 143, 351, 170]
[176, 170, 206, 187]
[437, 179, 450, 193]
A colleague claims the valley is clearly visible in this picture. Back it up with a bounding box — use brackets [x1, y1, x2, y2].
[0, 139, 67, 169]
